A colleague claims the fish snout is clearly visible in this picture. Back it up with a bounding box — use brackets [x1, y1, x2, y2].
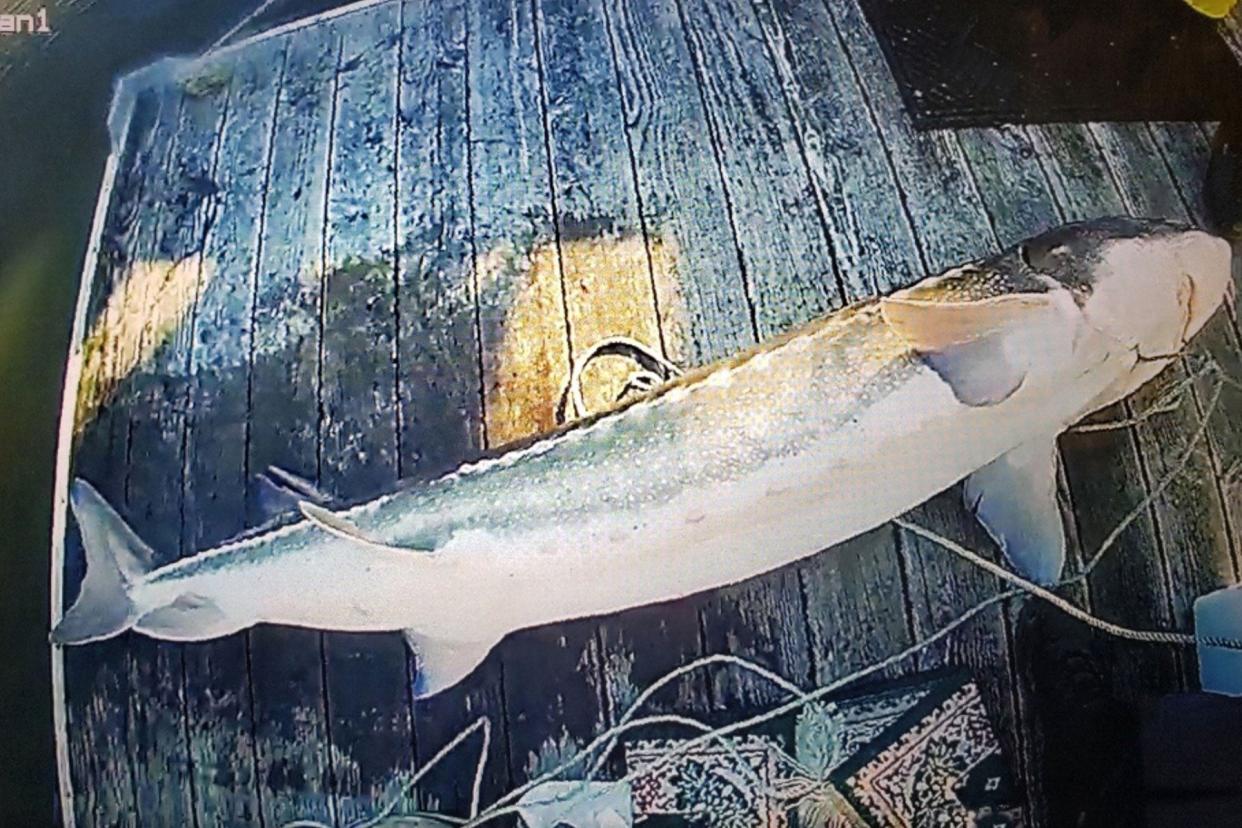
[1182, 231, 1234, 340]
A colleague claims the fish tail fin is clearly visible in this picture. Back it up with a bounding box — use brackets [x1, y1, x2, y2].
[52, 479, 156, 646]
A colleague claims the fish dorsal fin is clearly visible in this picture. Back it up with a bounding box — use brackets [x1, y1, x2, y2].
[299, 501, 431, 555]
[881, 289, 1057, 406]
[403, 630, 499, 699]
[964, 435, 1066, 585]
[255, 465, 333, 522]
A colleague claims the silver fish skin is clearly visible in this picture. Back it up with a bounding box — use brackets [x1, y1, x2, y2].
[54, 217, 1233, 697]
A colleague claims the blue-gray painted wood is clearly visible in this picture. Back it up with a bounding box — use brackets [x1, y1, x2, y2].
[179, 39, 287, 828]
[394, 0, 510, 814]
[602, 0, 754, 368]
[120, 70, 231, 825]
[245, 22, 339, 828]
[318, 4, 414, 821]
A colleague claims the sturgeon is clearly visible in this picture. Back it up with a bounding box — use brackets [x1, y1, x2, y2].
[54, 218, 1233, 697]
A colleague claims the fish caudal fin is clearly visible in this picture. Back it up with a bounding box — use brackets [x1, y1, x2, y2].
[403, 629, 498, 699]
[51, 479, 156, 646]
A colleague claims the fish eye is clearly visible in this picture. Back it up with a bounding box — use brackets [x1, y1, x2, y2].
[1019, 241, 1066, 270]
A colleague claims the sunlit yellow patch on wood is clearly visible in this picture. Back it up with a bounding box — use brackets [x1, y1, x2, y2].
[479, 232, 685, 447]
[74, 255, 214, 435]
[562, 233, 666, 415]
[477, 239, 571, 447]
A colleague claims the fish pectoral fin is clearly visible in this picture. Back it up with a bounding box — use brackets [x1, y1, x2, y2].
[919, 335, 1027, 406]
[881, 292, 1054, 351]
[255, 466, 333, 521]
[404, 629, 498, 699]
[881, 291, 1057, 406]
[133, 593, 237, 641]
[964, 435, 1066, 585]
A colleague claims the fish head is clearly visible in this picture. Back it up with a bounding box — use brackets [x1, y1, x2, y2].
[882, 217, 1231, 414]
[1014, 217, 1233, 404]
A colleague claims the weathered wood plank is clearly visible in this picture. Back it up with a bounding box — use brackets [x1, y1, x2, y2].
[750, 0, 916, 703]
[464, 0, 565, 798]
[245, 23, 339, 828]
[603, 0, 753, 369]
[119, 67, 232, 825]
[179, 40, 288, 828]
[674, 0, 830, 709]
[824, 0, 1027, 787]
[394, 0, 508, 815]
[318, 4, 413, 821]
[64, 84, 177, 828]
[1026, 121, 1180, 825]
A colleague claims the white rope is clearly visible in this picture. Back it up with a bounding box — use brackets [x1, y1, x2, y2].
[561, 335, 682, 421]
[896, 518, 1199, 646]
[207, 0, 286, 53]
[1067, 366, 1204, 433]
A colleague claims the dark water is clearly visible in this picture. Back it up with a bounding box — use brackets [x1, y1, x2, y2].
[0, 1, 350, 821]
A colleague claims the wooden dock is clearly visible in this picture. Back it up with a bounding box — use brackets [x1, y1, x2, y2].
[51, 0, 1242, 825]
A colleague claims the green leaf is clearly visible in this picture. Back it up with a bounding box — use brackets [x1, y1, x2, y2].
[795, 702, 843, 779]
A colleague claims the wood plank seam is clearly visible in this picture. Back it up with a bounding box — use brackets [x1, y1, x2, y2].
[598, 0, 670, 360]
[460, 0, 491, 454]
[527, 0, 581, 367]
[667, 0, 761, 342]
[239, 39, 295, 828]
[315, 31, 346, 827]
